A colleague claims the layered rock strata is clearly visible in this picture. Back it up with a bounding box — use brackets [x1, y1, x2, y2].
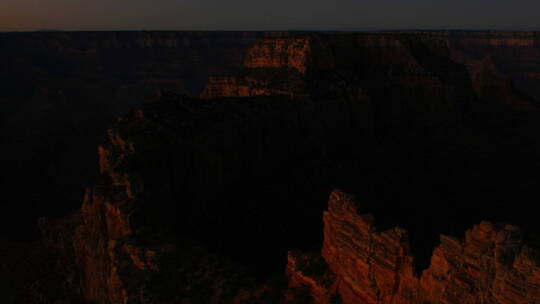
[286, 190, 540, 304]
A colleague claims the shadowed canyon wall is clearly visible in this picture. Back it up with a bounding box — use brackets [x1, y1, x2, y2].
[0, 31, 302, 239]
[3, 31, 540, 303]
[34, 32, 540, 303]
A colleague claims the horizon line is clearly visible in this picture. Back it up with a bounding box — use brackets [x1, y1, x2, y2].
[1, 28, 540, 33]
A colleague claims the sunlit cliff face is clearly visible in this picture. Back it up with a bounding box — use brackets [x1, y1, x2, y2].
[296, 190, 540, 304]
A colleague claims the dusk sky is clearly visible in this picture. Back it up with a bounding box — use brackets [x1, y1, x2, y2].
[1, 0, 539, 31]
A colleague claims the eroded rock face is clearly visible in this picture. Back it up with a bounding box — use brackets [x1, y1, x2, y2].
[70, 92, 374, 303]
[244, 37, 313, 73]
[287, 190, 540, 304]
[421, 222, 540, 304]
[200, 36, 318, 99]
[322, 190, 418, 304]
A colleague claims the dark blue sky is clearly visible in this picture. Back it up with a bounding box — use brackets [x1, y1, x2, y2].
[1, 0, 539, 31]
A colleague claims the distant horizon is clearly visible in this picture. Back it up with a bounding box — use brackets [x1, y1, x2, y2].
[2, 27, 540, 33]
[2, 0, 539, 32]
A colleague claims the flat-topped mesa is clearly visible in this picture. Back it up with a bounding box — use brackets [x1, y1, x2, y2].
[200, 37, 314, 99]
[203, 32, 540, 110]
[200, 36, 336, 99]
[200, 33, 467, 128]
[286, 190, 540, 304]
[243, 37, 312, 73]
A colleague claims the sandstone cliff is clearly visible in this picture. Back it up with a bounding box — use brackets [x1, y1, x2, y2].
[287, 190, 540, 304]
[200, 37, 312, 99]
[203, 31, 540, 109]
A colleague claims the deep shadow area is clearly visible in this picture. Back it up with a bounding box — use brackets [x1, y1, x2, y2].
[0, 31, 295, 241]
[114, 92, 540, 279]
[6, 32, 540, 302]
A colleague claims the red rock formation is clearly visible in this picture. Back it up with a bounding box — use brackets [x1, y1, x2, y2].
[287, 190, 540, 304]
[200, 36, 334, 99]
[36, 32, 540, 303]
[320, 190, 419, 304]
[420, 222, 540, 304]
[285, 251, 338, 303]
[244, 37, 312, 73]
[69, 93, 363, 303]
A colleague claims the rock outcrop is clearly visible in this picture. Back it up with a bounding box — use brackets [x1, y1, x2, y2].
[200, 37, 313, 99]
[203, 31, 540, 109]
[244, 37, 313, 73]
[69, 92, 374, 303]
[286, 190, 540, 304]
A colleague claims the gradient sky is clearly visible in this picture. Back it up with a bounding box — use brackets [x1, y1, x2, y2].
[1, 0, 539, 31]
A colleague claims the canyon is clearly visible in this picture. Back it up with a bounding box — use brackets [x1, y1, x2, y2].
[3, 31, 540, 303]
[0, 31, 298, 239]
